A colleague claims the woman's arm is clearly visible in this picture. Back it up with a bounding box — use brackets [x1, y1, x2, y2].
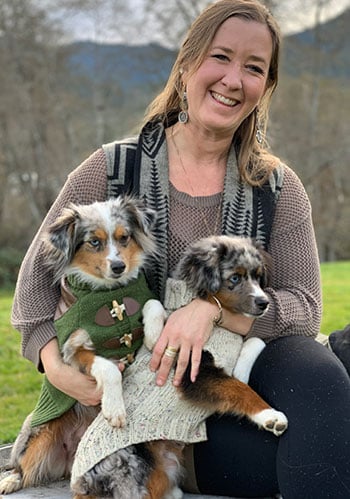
[248, 166, 322, 341]
[40, 338, 102, 405]
[150, 166, 322, 386]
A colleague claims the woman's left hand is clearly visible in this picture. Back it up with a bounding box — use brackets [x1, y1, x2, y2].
[149, 298, 218, 387]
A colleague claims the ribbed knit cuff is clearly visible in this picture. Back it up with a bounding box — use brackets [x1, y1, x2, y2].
[23, 321, 57, 372]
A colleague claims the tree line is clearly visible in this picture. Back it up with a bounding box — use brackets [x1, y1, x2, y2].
[0, 0, 349, 280]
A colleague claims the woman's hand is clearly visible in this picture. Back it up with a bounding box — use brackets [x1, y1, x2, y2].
[40, 337, 124, 406]
[149, 298, 218, 387]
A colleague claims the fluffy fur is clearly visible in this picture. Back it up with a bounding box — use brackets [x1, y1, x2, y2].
[72, 235, 288, 499]
[0, 196, 158, 496]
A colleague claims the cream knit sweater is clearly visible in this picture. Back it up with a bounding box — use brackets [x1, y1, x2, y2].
[70, 277, 243, 484]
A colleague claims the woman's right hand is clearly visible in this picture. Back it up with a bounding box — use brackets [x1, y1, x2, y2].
[40, 338, 102, 406]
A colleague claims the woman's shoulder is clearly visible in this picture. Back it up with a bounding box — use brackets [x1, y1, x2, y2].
[274, 163, 312, 228]
[279, 163, 310, 200]
[66, 148, 108, 203]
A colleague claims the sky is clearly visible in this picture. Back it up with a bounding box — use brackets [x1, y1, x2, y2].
[55, 0, 350, 47]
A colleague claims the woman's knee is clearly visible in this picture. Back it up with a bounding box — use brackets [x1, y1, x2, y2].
[249, 336, 350, 409]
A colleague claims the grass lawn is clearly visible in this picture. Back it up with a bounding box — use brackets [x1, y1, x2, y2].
[0, 260, 349, 444]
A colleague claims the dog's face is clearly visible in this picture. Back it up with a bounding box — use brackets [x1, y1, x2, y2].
[175, 235, 270, 318]
[44, 196, 157, 289]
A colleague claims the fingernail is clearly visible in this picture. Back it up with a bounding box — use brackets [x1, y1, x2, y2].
[156, 378, 164, 386]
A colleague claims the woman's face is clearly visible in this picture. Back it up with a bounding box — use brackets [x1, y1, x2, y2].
[183, 17, 273, 137]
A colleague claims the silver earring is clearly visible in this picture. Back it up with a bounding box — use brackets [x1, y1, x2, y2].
[255, 109, 263, 144]
[178, 90, 188, 124]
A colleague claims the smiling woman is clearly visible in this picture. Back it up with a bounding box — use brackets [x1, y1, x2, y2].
[182, 17, 272, 137]
[8, 0, 350, 498]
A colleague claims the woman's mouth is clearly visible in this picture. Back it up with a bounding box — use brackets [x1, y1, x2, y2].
[211, 91, 239, 107]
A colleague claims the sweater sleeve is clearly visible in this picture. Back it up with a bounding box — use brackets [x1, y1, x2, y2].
[11, 149, 108, 370]
[248, 165, 322, 341]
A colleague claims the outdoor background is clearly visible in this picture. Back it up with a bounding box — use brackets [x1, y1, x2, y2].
[0, 0, 350, 444]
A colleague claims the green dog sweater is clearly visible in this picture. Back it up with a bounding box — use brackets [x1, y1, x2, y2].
[31, 272, 155, 427]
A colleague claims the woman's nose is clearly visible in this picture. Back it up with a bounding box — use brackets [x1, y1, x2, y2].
[221, 63, 243, 89]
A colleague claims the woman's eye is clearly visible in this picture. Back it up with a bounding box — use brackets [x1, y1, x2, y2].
[212, 53, 229, 62]
[247, 64, 265, 75]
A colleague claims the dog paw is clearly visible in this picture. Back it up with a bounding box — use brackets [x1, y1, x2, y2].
[0, 472, 23, 494]
[102, 394, 127, 428]
[252, 408, 288, 436]
[103, 403, 126, 428]
[143, 299, 167, 351]
[165, 486, 184, 499]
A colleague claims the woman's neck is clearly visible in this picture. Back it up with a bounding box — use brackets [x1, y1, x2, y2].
[167, 124, 231, 196]
[170, 123, 232, 166]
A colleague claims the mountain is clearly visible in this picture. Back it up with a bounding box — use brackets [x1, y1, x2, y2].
[65, 41, 176, 92]
[281, 8, 350, 78]
[62, 8, 349, 100]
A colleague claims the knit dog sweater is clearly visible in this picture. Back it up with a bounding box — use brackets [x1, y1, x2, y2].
[31, 273, 154, 427]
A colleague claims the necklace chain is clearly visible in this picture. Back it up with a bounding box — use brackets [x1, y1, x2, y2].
[170, 127, 223, 237]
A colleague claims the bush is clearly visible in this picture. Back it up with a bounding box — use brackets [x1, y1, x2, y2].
[0, 248, 24, 287]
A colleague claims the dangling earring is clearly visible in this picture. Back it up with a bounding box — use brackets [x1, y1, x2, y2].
[255, 108, 263, 144]
[178, 88, 188, 124]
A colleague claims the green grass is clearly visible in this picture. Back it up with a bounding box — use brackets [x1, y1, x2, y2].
[0, 290, 42, 444]
[320, 261, 350, 333]
[0, 261, 349, 444]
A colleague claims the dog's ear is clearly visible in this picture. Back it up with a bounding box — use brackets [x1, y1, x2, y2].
[135, 204, 157, 235]
[43, 205, 82, 280]
[252, 239, 271, 289]
[121, 196, 156, 235]
[175, 240, 223, 298]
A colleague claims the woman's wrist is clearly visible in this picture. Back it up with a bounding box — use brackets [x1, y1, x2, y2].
[209, 295, 223, 326]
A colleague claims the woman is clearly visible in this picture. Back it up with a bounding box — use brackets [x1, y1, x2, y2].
[12, 1, 350, 497]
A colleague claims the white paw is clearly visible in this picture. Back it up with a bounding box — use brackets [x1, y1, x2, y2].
[0, 472, 23, 494]
[102, 392, 126, 428]
[143, 299, 167, 351]
[165, 486, 184, 499]
[251, 408, 288, 436]
[233, 337, 266, 383]
[90, 357, 126, 428]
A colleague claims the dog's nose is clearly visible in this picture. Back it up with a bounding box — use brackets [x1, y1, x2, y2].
[255, 296, 269, 311]
[111, 261, 126, 275]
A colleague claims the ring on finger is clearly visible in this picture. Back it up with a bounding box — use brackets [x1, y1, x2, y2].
[164, 346, 179, 359]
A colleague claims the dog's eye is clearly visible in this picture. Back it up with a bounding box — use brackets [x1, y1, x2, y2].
[228, 274, 241, 289]
[89, 239, 101, 249]
[118, 235, 130, 246]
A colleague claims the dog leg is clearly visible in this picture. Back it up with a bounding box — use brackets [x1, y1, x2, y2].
[145, 441, 184, 499]
[233, 337, 266, 383]
[63, 329, 126, 427]
[0, 471, 23, 495]
[181, 351, 288, 437]
[0, 417, 72, 494]
[142, 299, 167, 351]
[90, 356, 126, 428]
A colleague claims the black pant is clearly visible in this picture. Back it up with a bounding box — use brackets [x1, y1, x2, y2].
[193, 336, 350, 499]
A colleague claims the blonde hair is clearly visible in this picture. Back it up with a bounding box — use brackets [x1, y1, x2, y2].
[142, 0, 282, 186]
